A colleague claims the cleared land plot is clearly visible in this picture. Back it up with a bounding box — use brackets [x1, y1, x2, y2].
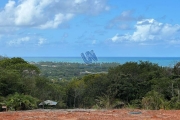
[0, 109, 180, 120]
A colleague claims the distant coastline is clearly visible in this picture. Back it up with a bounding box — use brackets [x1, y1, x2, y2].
[22, 57, 180, 67]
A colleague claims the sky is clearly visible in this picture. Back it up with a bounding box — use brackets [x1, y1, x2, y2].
[0, 0, 180, 57]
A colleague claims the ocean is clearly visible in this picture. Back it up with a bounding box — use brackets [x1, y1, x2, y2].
[22, 57, 180, 67]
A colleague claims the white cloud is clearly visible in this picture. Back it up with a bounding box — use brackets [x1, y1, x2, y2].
[111, 33, 131, 42]
[38, 13, 74, 29]
[111, 19, 180, 42]
[8, 36, 30, 46]
[38, 38, 46, 45]
[7, 35, 46, 46]
[0, 0, 109, 29]
[0, 0, 16, 26]
[15, 0, 43, 26]
[111, 34, 120, 42]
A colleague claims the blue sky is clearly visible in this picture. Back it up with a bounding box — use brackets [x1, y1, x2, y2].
[0, 0, 180, 57]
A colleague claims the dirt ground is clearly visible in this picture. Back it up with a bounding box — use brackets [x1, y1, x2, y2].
[0, 109, 180, 120]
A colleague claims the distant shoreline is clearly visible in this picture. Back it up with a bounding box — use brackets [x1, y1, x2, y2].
[22, 57, 180, 67]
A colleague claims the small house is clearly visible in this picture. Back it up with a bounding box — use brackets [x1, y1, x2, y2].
[39, 100, 57, 109]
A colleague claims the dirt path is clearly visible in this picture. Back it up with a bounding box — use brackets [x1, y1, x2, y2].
[0, 109, 180, 120]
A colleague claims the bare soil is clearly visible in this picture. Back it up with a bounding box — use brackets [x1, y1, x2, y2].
[0, 109, 180, 120]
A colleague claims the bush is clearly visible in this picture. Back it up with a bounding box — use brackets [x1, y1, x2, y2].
[142, 91, 165, 110]
[6, 93, 39, 111]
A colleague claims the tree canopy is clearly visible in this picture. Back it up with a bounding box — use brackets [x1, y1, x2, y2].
[1, 57, 180, 110]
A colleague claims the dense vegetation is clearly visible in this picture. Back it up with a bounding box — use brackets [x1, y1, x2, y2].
[1, 56, 180, 111]
[34, 61, 119, 80]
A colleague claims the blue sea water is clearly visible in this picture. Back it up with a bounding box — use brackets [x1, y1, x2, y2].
[22, 57, 180, 67]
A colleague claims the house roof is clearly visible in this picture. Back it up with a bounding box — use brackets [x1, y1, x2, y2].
[39, 100, 57, 106]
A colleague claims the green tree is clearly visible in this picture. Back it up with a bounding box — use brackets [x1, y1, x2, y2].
[82, 74, 109, 107]
[0, 69, 21, 96]
[66, 78, 85, 108]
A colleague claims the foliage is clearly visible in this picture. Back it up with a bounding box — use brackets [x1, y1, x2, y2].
[142, 91, 165, 110]
[95, 93, 124, 109]
[66, 78, 85, 108]
[35, 62, 119, 80]
[1, 56, 180, 110]
[5, 93, 39, 110]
